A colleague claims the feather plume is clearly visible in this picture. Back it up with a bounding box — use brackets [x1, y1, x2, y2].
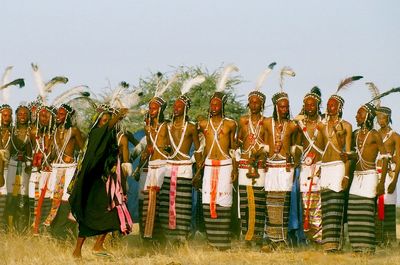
[44, 76, 69, 93]
[51, 85, 90, 106]
[1, 66, 13, 86]
[368, 87, 400, 104]
[181, 75, 205, 95]
[0, 79, 25, 90]
[335, 75, 363, 94]
[119, 89, 143, 109]
[31, 63, 45, 96]
[131, 136, 147, 160]
[366, 82, 381, 107]
[279, 66, 296, 92]
[216, 64, 239, 92]
[254, 62, 277, 91]
[155, 73, 179, 98]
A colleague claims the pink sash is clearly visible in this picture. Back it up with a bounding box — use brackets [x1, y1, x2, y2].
[168, 165, 179, 229]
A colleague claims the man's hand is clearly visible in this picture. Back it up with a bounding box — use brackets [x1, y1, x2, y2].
[192, 172, 202, 190]
[341, 177, 349, 190]
[376, 183, 385, 196]
[231, 169, 238, 183]
[340, 152, 349, 162]
[388, 180, 397, 194]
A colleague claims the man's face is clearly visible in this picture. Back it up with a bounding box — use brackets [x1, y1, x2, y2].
[276, 99, 289, 119]
[377, 113, 389, 128]
[39, 109, 51, 127]
[248, 95, 263, 114]
[356, 107, 367, 127]
[210, 98, 222, 117]
[327, 98, 340, 116]
[304, 97, 318, 117]
[148, 101, 160, 119]
[98, 113, 111, 127]
[1, 109, 12, 127]
[17, 107, 29, 125]
[173, 100, 185, 117]
[56, 108, 67, 124]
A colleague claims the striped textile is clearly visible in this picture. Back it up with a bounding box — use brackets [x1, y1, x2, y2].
[347, 194, 376, 252]
[375, 204, 397, 245]
[302, 192, 322, 243]
[321, 190, 345, 251]
[159, 176, 192, 241]
[239, 185, 265, 243]
[141, 190, 162, 240]
[0, 195, 6, 224]
[4, 194, 30, 232]
[265, 191, 291, 243]
[203, 204, 231, 250]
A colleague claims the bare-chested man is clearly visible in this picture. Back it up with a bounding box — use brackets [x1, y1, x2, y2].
[347, 103, 388, 253]
[263, 92, 298, 248]
[4, 105, 32, 231]
[296, 87, 324, 244]
[319, 94, 352, 252]
[138, 95, 170, 240]
[159, 93, 201, 243]
[195, 91, 237, 250]
[29, 105, 56, 234]
[375, 106, 400, 246]
[236, 91, 268, 246]
[0, 104, 13, 224]
[42, 104, 84, 238]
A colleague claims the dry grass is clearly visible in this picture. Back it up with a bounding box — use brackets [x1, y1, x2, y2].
[1, 231, 400, 265]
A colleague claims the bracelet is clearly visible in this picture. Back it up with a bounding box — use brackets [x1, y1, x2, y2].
[343, 176, 349, 179]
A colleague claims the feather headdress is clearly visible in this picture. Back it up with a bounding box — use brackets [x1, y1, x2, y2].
[216, 64, 239, 92]
[365, 82, 381, 107]
[154, 73, 179, 98]
[367, 87, 400, 105]
[279, 66, 295, 92]
[51, 85, 90, 106]
[329, 75, 363, 107]
[178, 75, 205, 109]
[254, 62, 276, 92]
[1, 66, 25, 103]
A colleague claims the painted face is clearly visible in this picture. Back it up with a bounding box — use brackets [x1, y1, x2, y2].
[356, 107, 367, 127]
[173, 99, 185, 117]
[56, 107, 67, 124]
[327, 98, 340, 116]
[210, 97, 222, 116]
[304, 97, 318, 117]
[1, 109, 12, 127]
[98, 113, 111, 127]
[248, 95, 263, 114]
[148, 101, 160, 119]
[17, 107, 29, 125]
[276, 99, 289, 119]
[377, 112, 389, 128]
[39, 109, 51, 127]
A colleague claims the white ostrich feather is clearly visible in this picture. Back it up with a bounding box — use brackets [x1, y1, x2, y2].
[31, 63, 45, 96]
[279, 66, 296, 92]
[216, 64, 239, 92]
[120, 89, 143, 109]
[131, 136, 147, 160]
[43, 76, 69, 94]
[155, 73, 179, 98]
[181, 75, 205, 95]
[254, 62, 277, 91]
[51, 85, 90, 106]
[1, 66, 13, 86]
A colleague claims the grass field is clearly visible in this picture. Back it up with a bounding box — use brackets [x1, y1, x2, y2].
[0, 209, 399, 264]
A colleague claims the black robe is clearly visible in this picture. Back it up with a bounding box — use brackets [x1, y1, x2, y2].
[69, 125, 120, 237]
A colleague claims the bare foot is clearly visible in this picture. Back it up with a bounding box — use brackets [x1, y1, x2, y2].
[72, 251, 82, 259]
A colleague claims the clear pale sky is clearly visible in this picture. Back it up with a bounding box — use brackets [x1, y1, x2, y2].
[1, 0, 400, 200]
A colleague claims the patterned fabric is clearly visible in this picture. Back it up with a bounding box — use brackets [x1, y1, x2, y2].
[203, 204, 231, 250]
[265, 191, 291, 243]
[159, 176, 192, 241]
[375, 204, 397, 245]
[239, 185, 265, 243]
[321, 190, 345, 251]
[347, 194, 376, 252]
[302, 192, 322, 243]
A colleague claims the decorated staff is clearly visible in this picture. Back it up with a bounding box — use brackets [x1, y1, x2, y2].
[319, 75, 361, 252]
[236, 62, 276, 247]
[196, 64, 238, 250]
[263, 66, 298, 249]
[159, 75, 204, 243]
[296, 86, 324, 243]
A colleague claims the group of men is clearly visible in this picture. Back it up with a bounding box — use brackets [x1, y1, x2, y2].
[0, 73, 399, 258]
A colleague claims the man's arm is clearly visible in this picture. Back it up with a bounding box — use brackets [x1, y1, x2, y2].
[230, 120, 238, 182]
[341, 122, 353, 190]
[388, 133, 400, 194]
[376, 131, 388, 196]
[72, 127, 85, 151]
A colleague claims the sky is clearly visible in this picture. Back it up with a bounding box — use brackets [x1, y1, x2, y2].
[1, 1, 400, 199]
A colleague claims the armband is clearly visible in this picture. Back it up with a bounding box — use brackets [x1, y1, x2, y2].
[379, 153, 392, 160]
[260, 144, 270, 153]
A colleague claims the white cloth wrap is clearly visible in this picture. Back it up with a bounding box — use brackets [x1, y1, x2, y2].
[28, 168, 53, 199]
[349, 170, 378, 198]
[49, 163, 77, 201]
[6, 159, 30, 196]
[320, 160, 345, 192]
[264, 160, 294, 191]
[299, 163, 321, 192]
[202, 158, 233, 207]
[0, 169, 8, 195]
[165, 160, 193, 179]
[138, 167, 148, 200]
[144, 160, 167, 190]
[238, 159, 265, 187]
